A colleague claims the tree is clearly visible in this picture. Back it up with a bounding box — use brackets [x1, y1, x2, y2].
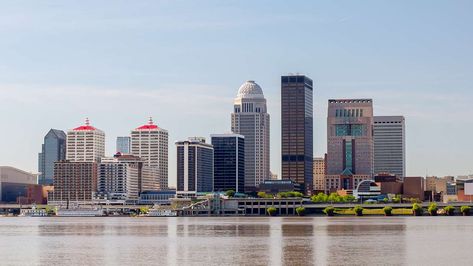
[225, 190, 236, 197]
[328, 193, 341, 203]
[267, 207, 277, 216]
[353, 205, 363, 216]
[461, 206, 471, 216]
[311, 193, 328, 203]
[257, 192, 267, 198]
[444, 206, 455, 216]
[296, 207, 306, 216]
[392, 197, 401, 204]
[412, 203, 423, 216]
[344, 195, 356, 203]
[323, 206, 335, 216]
[139, 206, 149, 215]
[383, 206, 393, 216]
[428, 203, 438, 216]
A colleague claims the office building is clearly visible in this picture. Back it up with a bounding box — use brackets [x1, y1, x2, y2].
[176, 137, 214, 196]
[313, 157, 326, 193]
[48, 161, 98, 205]
[281, 75, 314, 195]
[403, 176, 425, 200]
[131, 117, 168, 190]
[66, 118, 105, 162]
[38, 129, 66, 185]
[95, 153, 154, 203]
[116, 136, 131, 153]
[374, 116, 405, 179]
[231, 80, 270, 191]
[211, 134, 245, 193]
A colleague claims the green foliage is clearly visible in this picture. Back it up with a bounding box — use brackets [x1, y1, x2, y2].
[311, 192, 328, 203]
[225, 190, 236, 197]
[344, 195, 356, 202]
[461, 206, 471, 216]
[428, 203, 438, 216]
[323, 206, 335, 216]
[444, 206, 455, 216]
[311, 192, 357, 203]
[139, 206, 149, 214]
[353, 205, 363, 216]
[382, 198, 389, 203]
[267, 207, 277, 216]
[412, 203, 423, 216]
[392, 197, 401, 204]
[277, 191, 304, 198]
[383, 206, 393, 216]
[296, 206, 306, 216]
[257, 192, 273, 198]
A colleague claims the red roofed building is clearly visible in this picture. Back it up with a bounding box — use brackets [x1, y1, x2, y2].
[66, 118, 105, 162]
[131, 117, 169, 190]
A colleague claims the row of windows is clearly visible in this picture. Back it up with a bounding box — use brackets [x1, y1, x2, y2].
[335, 109, 364, 118]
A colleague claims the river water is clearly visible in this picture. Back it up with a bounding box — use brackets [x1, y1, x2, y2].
[0, 217, 471, 266]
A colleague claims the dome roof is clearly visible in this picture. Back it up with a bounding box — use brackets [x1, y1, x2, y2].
[237, 80, 264, 99]
[73, 118, 97, 131]
[135, 117, 160, 130]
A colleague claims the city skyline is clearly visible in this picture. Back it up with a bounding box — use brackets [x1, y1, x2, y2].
[1, 1, 473, 186]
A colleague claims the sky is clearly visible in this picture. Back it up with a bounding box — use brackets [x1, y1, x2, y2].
[0, 1, 472, 187]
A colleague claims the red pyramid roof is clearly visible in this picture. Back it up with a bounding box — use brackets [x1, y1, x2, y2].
[73, 118, 97, 131]
[135, 117, 159, 130]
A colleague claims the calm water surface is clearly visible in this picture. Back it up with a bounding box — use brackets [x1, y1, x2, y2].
[0, 217, 472, 266]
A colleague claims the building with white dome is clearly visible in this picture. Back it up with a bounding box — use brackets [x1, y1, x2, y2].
[231, 80, 270, 191]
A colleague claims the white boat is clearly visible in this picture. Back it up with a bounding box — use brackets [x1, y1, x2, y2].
[147, 209, 177, 217]
[56, 208, 104, 217]
[19, 206, 48, 217]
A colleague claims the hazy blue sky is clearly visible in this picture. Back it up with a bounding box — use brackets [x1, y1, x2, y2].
[1, 1, 472, 186]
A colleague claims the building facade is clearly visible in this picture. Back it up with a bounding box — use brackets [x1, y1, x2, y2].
[231, 80, 270, 191]
[0, 166, 38, 203]
[116, 136, 131, 153]
[66, 118, 105, 163]
[374, 116, 405, 179]
[131, 118, 168, 190]
[176, 137, 214, 196]
[48, 161, 98, 204]
[211, 134, 245, 193]
[281, 75, 314, 195]
[38, 129, 66, 185]
[327, 99, 374, 179]
[313, 157, 325, 192]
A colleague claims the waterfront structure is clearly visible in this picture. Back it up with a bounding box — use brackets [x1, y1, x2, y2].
[38, 129, 66, 185]
[353, 180, 381, 200]
[116, 136, 131, 153]
[325, 174, 370, 194]
[211, 134, 245, 193]
[95, 153, 154, 203]
[313, 157, 325, 193]
[138, 190, 177, 205]
[176, 137, 214, 197]
[131, 118, 168, 190]
[0, 166, 39, 203]
[374, 116, 405, 179]
[48, 161, 98, 205]
[66, 118, 105, 162]
[258, 179, 302, 194]
[281, 75, 314, 195]
[231, 80, 270, 191]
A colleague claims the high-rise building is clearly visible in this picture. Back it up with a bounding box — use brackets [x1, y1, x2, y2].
[38, 129, 66, 185]
[95, 153, 154, 203]
[48, 161, 98, 204]
[211, 134, 245, 193]
[326, 99, 374, 190]
[281, 75, 314, 195]
[176, 137, 214, 196]
[131, 117, 168, 190]
[313, 157, 325, 192]
[116, 136, 131, 153]
[66, 118, 105, 162]
[231, 80, 270, 191]
[374, 116, 405, 179]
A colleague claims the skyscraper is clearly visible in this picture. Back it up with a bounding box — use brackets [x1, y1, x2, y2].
[116, 136, 131, 153]
[131, 117, 168, 190]
[313, 157, 326, 193]
[281, 75, 314, 195]
[326, 99, 374, 190]
[231, 80, 270, 191]
[374, 116, 406, 179]
[176, 137, 214, 196]
[66, 118, 105, 163]
[211, 134, 245, 193]
[38, 129, 66, 185]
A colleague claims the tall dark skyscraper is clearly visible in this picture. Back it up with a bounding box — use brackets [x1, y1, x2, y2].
[281, 75, 314, 195]
[211, 134, 245, 193]
[38, 129, 66, 185]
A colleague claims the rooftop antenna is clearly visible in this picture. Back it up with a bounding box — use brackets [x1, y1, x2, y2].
[148, 116, 154, 125]
[85, 117, 90, 126]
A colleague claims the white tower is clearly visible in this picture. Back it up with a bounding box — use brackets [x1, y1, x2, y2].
[66, 118, 105, 162]
[131, 117, 169, 190]
[231, 81, 270, 191]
